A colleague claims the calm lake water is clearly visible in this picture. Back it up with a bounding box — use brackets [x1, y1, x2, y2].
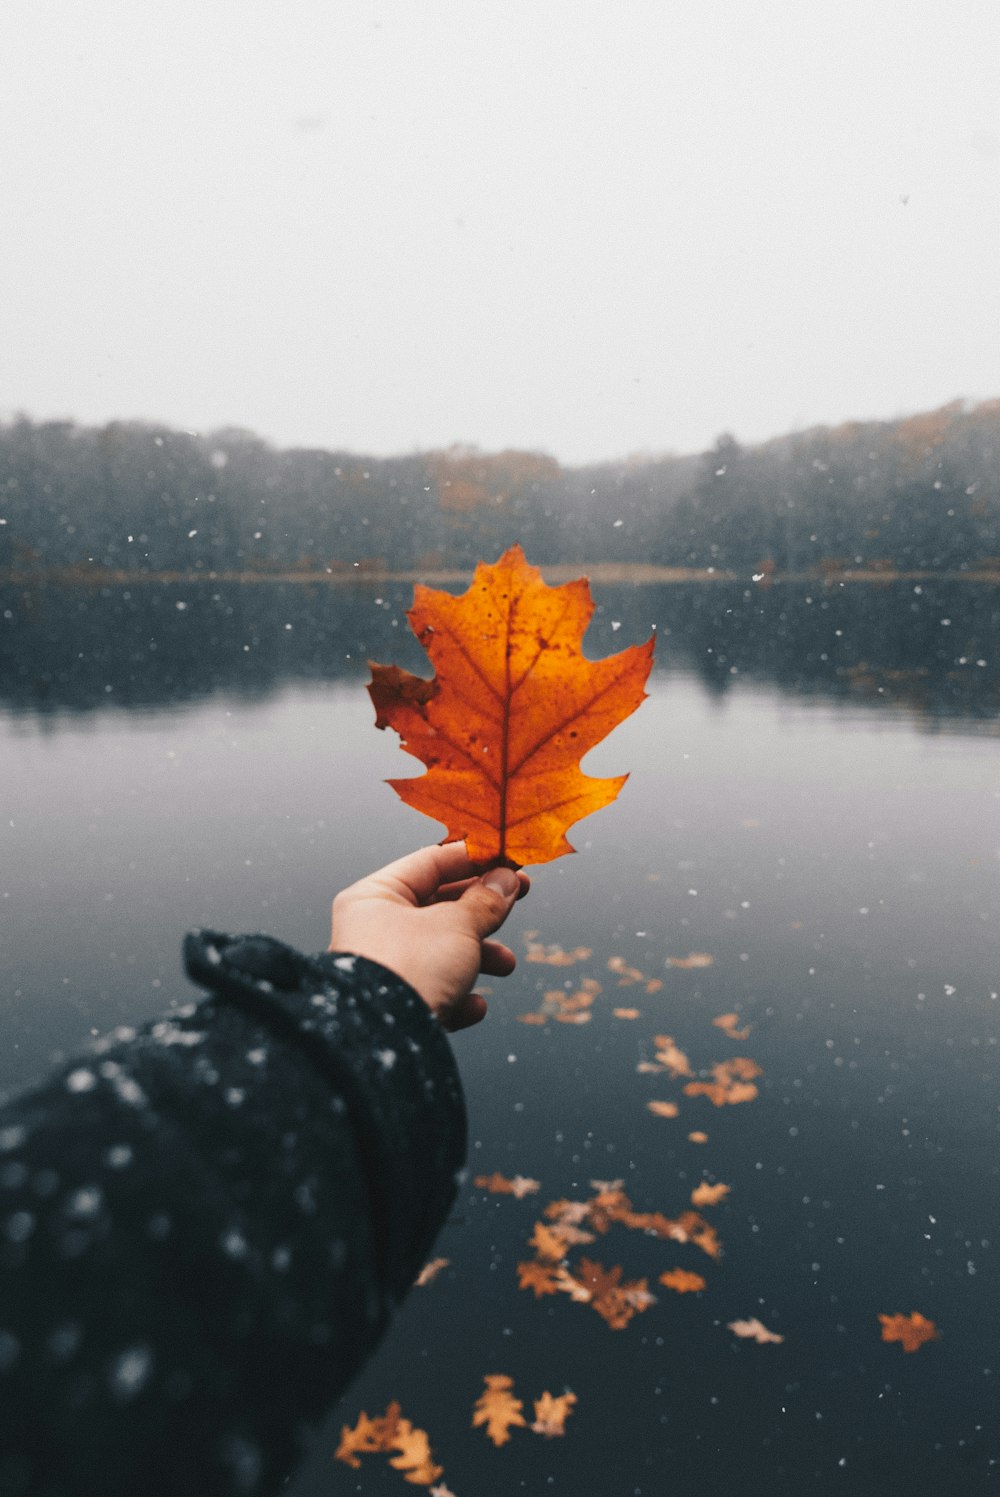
[1, 578, 999, 1495]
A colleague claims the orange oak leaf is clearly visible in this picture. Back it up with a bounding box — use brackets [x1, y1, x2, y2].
[388, 1421, 444, 1486]
[660, 1268, 707, 1294]
[531, 1390, 578, 1437]
[879, 1312, 939, 1352]
[690, 1181, 730, 1207]
[474, 1172, 540, 1199]
[569, 1258, 655, 1330]
[473, 1374, 527, 1446]
[529, 1220, 574, 1262]
[368, 546, 655, 866]
[335, 1409, 388, 1469]
[335, 1403, 443, 1484]
[517, 1259, 564, 1297]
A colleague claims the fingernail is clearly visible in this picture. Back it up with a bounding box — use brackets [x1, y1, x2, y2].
[482, 867, 519, 898]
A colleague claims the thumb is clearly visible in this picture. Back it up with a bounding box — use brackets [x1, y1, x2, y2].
[459, 866, 521, 938]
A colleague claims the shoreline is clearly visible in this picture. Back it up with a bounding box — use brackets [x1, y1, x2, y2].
[2, 563, 1000, 588]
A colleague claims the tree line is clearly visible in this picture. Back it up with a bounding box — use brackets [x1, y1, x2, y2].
[1, 399, 998, 575]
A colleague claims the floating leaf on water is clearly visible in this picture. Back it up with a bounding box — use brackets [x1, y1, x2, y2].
[531, 1390, 577, 1437]
[690, 1182, 730, 1207]
[659, 1268, 707, 1294]
[712, 1012, 752, 1040]
[414, 1257, 450, 1287]
[473, 1172, 540, 1200]
[878, 1311, 939, 1352]
[472, 1375, 527, 1446]
[728, 1317, 784, 1344]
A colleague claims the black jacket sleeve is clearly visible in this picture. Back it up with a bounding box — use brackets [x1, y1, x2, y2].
[0, 931, 467, 1497]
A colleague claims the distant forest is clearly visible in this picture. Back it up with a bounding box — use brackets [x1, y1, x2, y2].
[2, 399, 999, 576]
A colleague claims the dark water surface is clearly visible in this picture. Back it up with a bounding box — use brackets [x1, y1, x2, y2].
[1, 579, 999, 1494]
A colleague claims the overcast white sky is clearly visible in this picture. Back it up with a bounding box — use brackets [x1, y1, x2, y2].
[1, 0, 997, 464]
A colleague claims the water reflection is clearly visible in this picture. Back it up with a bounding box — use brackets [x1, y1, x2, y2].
[2, 577, 998, 728]
[2, 578, 998, 1494]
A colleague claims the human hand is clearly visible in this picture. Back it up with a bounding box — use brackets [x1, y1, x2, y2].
[329, 843, 531, 1032]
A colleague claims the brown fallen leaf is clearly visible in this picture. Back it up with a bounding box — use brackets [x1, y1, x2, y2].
[531, 1390, 578, 1437]
[559, 980, 602, 1010]
[520, 977, 601, 1025]
[524, 931, 594, 966]
[529, 1220, 573, 1263]
[667, 952, 714, 969]
[473, 1172, 540, 1200]
[878, 1312, 940, 1353]
[684, 1057, 762, 1106]
[647, 1100, 680, 1119]
[517, 1259, 564, 1298]
[690, 1182, 730, 1207]
[652, 1035, 695, 1078]
[369, 546, 655, 866]
[608, 955, 647, 986]
[335, 1409, 388, 1469]
[544, 1198, 593, 1226]
[569, 1258, 656, 1330]
[473, 1375, 527, 1447]
[712, 1012, 752, 1040]
[659, 1268, 707, 1294]
[389, 1421, 444, 1486]
[723, 1057, 763, 1080]
[673, 1211, 722, 1259]
[728, 1317, 784, 1344]
[622, 1283, 658, 1312]
[335, 1403, 443, 1485]
[415, 1257, 450, 1287]
[583, 1185, 632, 1235]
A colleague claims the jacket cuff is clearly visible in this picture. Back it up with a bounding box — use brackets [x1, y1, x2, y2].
[183, 931, 466, 1301]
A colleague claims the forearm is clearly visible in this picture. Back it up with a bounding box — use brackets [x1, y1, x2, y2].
[0, 934, 466, 1497]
